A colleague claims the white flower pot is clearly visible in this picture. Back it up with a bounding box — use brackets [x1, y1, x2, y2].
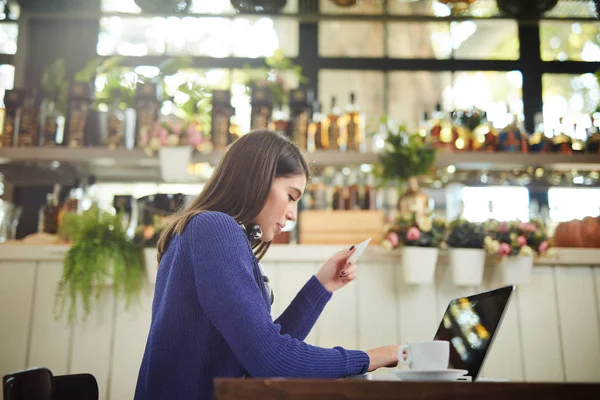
[499, 255, 534, 285]
[144, 247, 159, 285]
[402, 247, 439, 285]
[159, 146, 193, 182]
[449, 248, 486, 287]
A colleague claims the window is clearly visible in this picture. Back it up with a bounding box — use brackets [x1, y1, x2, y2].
[549, 188, 600, 222]
[0, 64, 15, 103]
[540, 21, 600, 62]
[0, 23, 18, 54]
[462, 186, 530, 223]
[542, 73, 599, 139]
[98, 16, 298, 57]
[387, 20, 518, 60]
[388, 70, 523, 132]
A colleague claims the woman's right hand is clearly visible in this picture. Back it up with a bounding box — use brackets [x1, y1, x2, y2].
[365, 345, 400, 372]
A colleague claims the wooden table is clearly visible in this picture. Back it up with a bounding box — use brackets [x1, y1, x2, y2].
[213, 378, 600, 400]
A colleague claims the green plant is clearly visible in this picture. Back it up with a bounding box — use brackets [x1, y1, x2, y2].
[243, 49, 308, 106]
[376, 122, 437, 182]
[55, 205, 146, 322]
[41, 58, 68, 115]
[446, 219, 485, 249]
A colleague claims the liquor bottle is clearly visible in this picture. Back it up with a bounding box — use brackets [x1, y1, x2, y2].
[332, 173, 346, 210]
[14, 93, 39, 147]
[585, 114, 600, 154]
[39, 95, 65, 147]
[571, 123, 585, 154]
[428, 103, 456, 150]
[498, 114, 527, 153]
[39, 183, 61, 235]
[250, 87, 273, 131]
[211, 90, 235, 151]
[551, 117, 573, 154]
[528, 112, 552, 153]
[268, 102, 289, 135]
[362, 173, 379, 210]
[64, 82, 93, 148]
[343, 92, 364, 152]
[345, 172, 360, 210]
[288, 88, 313, 151]
[308, 101, 324, 152]
[322, 96, 344, 151]
[135, 82, 161, 148]
[1, 89, 26, 148]
[106, 89, 125, 149]
[418, 111, 430, 140]
[473, 112, 499, 152]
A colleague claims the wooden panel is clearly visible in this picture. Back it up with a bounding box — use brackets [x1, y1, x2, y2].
[267, 261, 321, 345]
[434, 264, 478, 322]
[555, 266, 600, 382]
[214, 378, 600, 400]
[299, 210, 384, 245]
[516, 266, 564, 382]
[596, 268, 600, 337]
[477, 264, 523, 382]
[0, 261, 36, 380]
[109, 284, 154, 400]
[395, 261, 439, 345]
[356, 261, 398, 351]
[27, 262, 72, 375]
[70, 290, 116, 400]
[318, 268, 359, 349]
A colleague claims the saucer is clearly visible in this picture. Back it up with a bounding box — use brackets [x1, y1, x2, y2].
[391, 368, 468, 382]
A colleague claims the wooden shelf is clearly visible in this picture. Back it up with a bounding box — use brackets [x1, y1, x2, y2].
[0, 147, 598, 184]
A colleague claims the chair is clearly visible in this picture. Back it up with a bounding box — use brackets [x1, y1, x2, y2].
[3, 367, 98, 400]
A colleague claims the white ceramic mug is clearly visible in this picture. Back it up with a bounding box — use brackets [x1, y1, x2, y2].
[398, 340, 449, 371]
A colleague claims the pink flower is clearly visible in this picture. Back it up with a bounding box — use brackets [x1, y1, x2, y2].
[387, 232, 399, 247]
[158, 128, 168, 145]
[517, 235, 527, 247]
[538, 241, 549, 254]
[406, 227, 421, 241]
[499, 243, 512, 256]
[519, 222, 537, 233]
[498, 222, 508, 233]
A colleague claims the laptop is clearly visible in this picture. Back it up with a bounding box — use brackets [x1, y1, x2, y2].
[349, 285, 515, 381]
[433, 285, 515, 381]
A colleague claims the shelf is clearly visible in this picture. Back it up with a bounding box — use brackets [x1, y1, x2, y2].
[0, 147, 598, 185]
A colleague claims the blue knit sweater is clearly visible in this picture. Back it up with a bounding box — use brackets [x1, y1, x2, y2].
[134, 212, 370, 400]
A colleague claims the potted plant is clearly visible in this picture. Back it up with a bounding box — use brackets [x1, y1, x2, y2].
[482, 219, 551, 285]
[446, 219, 486, 286]
[382, 213, 447, 284]
[55, 205, 146, 322]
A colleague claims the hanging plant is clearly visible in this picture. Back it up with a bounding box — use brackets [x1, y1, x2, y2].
[54, 205, 146, 323]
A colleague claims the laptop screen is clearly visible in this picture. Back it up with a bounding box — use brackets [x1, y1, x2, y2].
[433, 285, 515, 380]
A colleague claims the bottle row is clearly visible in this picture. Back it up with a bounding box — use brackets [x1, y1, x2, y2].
[0, 83, 370, 154]
[2, 82, 599, 157]
[416, 105, 600, 155]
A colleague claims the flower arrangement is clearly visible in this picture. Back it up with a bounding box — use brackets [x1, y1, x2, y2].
[382, 212, 447, 250]
[482, 219, 550, 257]
[446, 219, 485, 249]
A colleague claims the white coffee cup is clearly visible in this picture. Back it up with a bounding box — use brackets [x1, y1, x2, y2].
[398, 340, 449, 371]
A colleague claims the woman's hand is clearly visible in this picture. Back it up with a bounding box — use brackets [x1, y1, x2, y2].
[365, 345, 400, 372]
[315, 246, 357, 293]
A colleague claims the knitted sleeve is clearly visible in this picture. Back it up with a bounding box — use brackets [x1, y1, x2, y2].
[185, 212, 369, 378]
[274, 275, 331, 342]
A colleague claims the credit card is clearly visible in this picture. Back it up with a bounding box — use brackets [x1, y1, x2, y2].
[348, 237, 371, 263]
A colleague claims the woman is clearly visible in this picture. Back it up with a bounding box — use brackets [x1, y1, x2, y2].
[134, 130, 399, 400]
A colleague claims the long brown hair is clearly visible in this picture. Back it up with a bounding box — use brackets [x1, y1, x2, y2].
[157, 130, 310, 263]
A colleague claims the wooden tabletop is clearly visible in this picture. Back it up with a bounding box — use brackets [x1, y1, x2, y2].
[213, 378, 600, 400]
